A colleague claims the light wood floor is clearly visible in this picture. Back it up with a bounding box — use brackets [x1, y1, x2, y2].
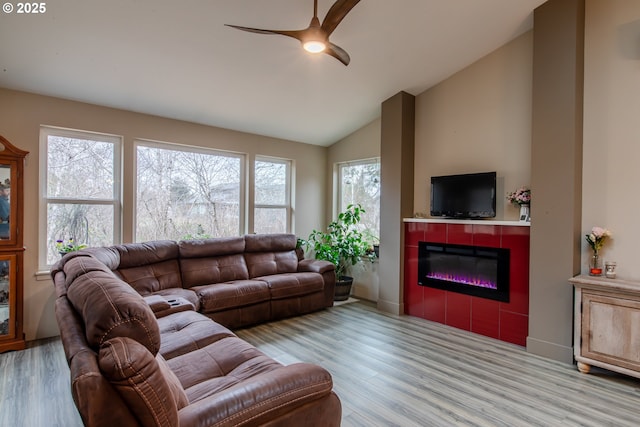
[1, 300, 639, 426]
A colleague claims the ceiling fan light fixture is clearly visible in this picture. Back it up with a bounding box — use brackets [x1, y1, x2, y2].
[225, 0, 360, 65]
[303, 40, 326, 53]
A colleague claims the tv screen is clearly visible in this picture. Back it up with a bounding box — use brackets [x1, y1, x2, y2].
[430, 172, 496, 219]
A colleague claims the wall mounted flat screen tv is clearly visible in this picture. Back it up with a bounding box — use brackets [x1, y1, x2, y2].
[430, 172, 496, 219]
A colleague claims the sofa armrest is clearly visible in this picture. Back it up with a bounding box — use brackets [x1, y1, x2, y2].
[144, 295, 195, 318]
[177, 363, 336, 427]
[297, 259, 335, 274]
[144, 295, 171, 312]
[298, 259, 336, 307]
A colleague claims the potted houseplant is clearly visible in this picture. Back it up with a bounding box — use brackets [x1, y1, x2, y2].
[302, 204, 375, 301]
[55, 238, 87, 256]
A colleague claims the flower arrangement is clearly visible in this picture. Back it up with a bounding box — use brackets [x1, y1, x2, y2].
[506, 186, 531, 206]
[55, 238, 87, 255]
[585, 226, 611, 276]
[585, 227, 611, 253]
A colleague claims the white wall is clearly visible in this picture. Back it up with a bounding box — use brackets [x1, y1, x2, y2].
[414, 31, 533, 220]
[0, 87, 327, 340]
[583, 0, 640, 280]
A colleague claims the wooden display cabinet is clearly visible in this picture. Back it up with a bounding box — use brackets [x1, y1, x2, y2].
[0, 136, 28, 353]
[569, 274, 640, 379]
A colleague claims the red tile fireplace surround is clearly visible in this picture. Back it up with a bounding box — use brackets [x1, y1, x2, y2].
[404, 220, 530, 346]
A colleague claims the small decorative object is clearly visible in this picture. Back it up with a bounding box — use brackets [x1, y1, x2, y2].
[605, 261, 617, 279]
[56, 238, 87, 256]
[585, 226, 611, 276]
[506, 186, 531, 222]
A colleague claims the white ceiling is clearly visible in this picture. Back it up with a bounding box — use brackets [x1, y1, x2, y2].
[0, 0, 546, 146]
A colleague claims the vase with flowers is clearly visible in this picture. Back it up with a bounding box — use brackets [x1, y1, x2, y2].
[506, 186, 531, 222]
[585, 226, 611, 276]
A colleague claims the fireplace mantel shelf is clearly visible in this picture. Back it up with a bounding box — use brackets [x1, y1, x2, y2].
[404, 218, 530, 227]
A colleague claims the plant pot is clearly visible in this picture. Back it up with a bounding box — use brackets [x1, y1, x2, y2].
[334, 276, 354, 301]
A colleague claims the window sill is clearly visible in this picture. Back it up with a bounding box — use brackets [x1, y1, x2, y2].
[35, 270, 52, 281]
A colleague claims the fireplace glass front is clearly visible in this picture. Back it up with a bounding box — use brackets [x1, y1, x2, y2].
[418, 241, 510, 302]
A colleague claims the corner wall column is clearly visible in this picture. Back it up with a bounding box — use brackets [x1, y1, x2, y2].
[528, 0, 584, 362]
[378, 91, 415, 314]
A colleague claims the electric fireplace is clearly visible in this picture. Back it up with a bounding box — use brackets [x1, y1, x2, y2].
[418, 241, 510, 302]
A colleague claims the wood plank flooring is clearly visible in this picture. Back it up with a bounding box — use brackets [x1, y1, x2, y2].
[0, 336, 83, 426]
[236, 301, 640, 427]
[1, 300, 639, 426]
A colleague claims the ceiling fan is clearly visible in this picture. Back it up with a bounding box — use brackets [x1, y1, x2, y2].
[226, 0, 361, 66]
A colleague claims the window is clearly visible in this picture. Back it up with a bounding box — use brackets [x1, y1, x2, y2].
[338, 158, 380, 240]
[40, 127, 121, 266]
[135, 141, 244, 241]
[254, 157, 291, 234]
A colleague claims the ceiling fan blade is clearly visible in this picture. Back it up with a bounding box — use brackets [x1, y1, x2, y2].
[225, 24, 304, 42]
[324, 42, 351, 66]
[321, 0, 361, 36]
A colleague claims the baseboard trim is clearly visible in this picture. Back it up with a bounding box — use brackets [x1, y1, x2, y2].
[526, 336, 574, 364]
[377, 299, 402, 315]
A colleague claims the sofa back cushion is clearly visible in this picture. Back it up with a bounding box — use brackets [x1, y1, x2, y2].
[178, 237, 249, 287]
[111, 241, 182, 295]
[244, 234, 299, 278]
[64, 256, 161, 355]
[99, 337, 188, 427]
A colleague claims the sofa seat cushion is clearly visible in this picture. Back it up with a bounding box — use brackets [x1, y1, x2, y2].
[166, 336, 283, 402]
[256, 272, 324, 300]
[156, 311, 236, 360]
[191, 280, 271, 313]
[171, 338, 336, 426]
[99, 336, 188, 427]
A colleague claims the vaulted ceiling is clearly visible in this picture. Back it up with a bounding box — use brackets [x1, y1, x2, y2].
[0, 0, 546, 146]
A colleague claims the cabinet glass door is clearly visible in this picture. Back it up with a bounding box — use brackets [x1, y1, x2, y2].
[0, 161, 17, 246]
[0, 165, 10, 241]
[0, 254, 15, 339]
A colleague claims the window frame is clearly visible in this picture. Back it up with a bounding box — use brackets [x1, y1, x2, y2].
[337, 157, 380, 239]
[253, 156, 292, 234]
[133, 139, 246, 241]
[39, 126, 122, 269]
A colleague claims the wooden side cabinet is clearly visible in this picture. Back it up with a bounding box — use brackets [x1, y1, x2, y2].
[569, 275, 640, 379]
[0, 136, 28, 353]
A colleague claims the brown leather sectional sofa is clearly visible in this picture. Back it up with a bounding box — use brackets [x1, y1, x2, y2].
[51, 233, 341, 426]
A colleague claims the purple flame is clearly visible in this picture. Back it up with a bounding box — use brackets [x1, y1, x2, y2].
[426, 272, 498, 289]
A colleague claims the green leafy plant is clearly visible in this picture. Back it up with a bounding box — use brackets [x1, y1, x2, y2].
[55, 238, 87, 255]
[302, 204, 375, 278]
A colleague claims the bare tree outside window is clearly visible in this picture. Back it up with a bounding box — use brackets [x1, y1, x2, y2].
[339, 159, 380, 241]
[135, 143, 242, 241]
[254, 158, 291, 234]
[43, 129, 121, 265]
